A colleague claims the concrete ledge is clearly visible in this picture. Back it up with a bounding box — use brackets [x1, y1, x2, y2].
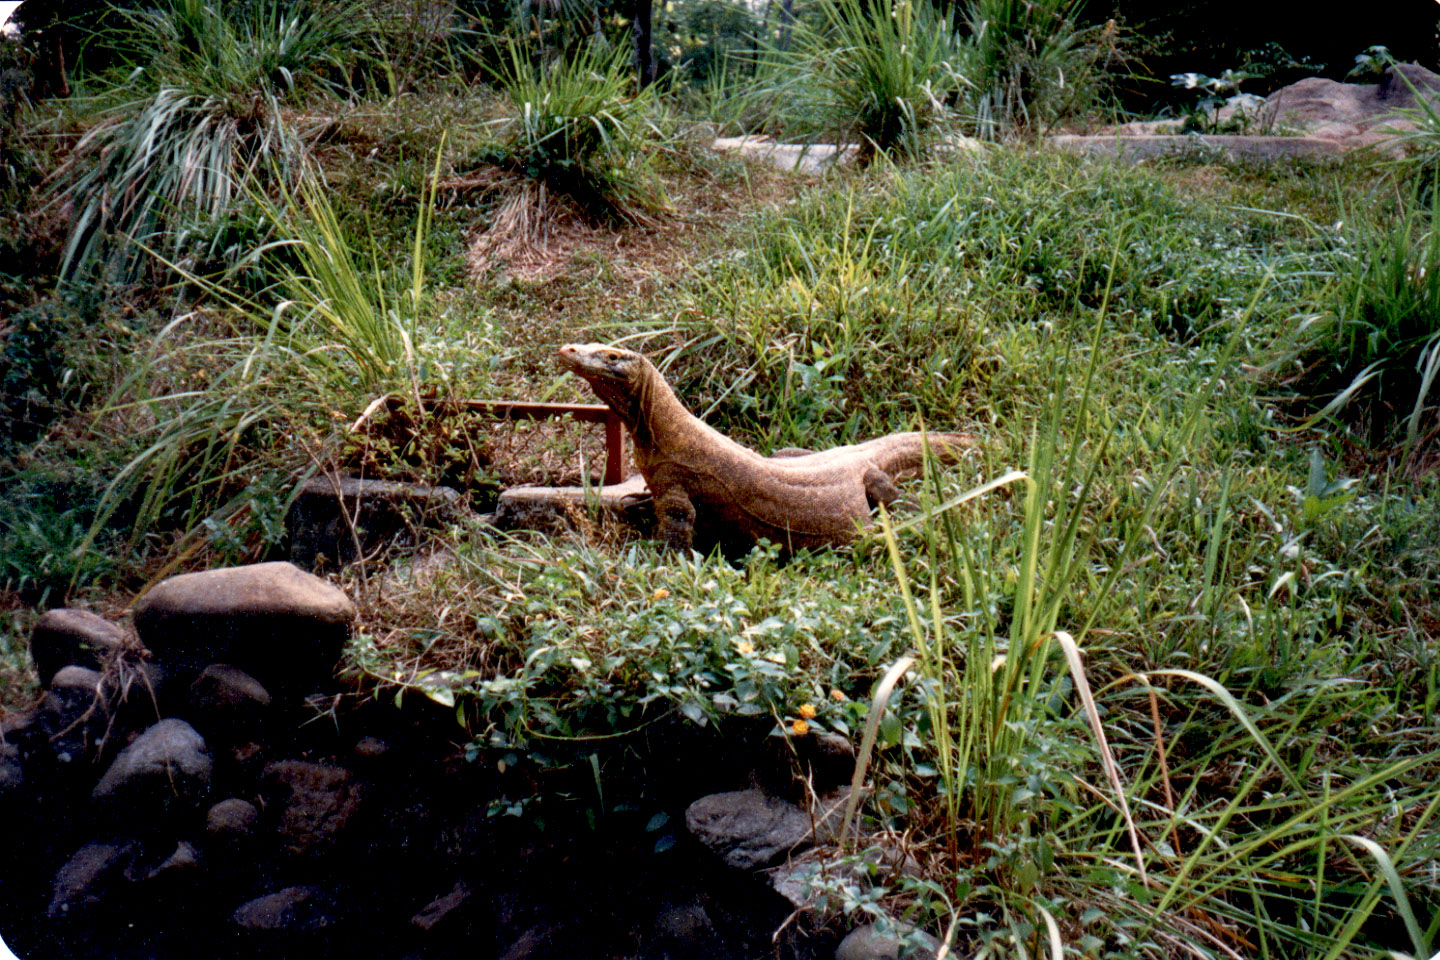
[494, 475, 654, 536]
[1049, 133, 1352, 162]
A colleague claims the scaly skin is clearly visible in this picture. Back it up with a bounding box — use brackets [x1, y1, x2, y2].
[558, 343, 973, 553]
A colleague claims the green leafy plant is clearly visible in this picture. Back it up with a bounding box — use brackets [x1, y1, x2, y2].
[1169, 68, 1265, 134]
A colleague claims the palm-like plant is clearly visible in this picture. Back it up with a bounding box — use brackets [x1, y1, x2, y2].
[51, 0, 369, 284]
[770, 0, 966, 161]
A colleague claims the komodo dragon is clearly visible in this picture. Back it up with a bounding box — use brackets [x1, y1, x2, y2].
[558, 343, 973, 553]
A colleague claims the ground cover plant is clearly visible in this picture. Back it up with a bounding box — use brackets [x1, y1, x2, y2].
[2, 2, 1440, 957]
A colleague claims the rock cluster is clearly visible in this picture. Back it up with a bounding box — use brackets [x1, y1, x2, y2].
[0, 561, 922, 960]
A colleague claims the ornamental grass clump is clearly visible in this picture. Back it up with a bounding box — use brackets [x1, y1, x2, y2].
[51, 0, 370, 284]
[759, 0, 966, 161]
[466, 38, 668, 271]
[956, 0, 1112, 139]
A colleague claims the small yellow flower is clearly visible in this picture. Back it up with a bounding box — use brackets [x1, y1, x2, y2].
[652, 588, 670, 601]
[798, 703, 817, 719]
[791, 719, 810, 736]
[737, 641, 755, 654]
[831, 689, 849, 702]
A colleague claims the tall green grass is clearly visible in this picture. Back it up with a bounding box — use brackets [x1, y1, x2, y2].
[75, 154, 448, 571]
[1298, 186, 1440, 460]
[957, 0, 1112, 139]
[855, 297, 1440, 956]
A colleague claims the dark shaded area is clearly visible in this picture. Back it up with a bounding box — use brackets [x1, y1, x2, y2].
[0, 688, 836, 960]
[1082, 0, 1440, 109]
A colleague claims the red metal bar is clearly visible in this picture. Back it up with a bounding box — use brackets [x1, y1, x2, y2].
[418, 399, 627, 486]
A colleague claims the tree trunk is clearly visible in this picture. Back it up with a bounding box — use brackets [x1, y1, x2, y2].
[778, 0, 795, 51]
[631, 0, 655, 89]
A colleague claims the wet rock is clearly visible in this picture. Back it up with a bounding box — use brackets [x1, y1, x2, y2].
[30, 609, 127, 687]
[286, 476, 463, 571]
[835, 922, 940, 960]
[145, 841, 199, 881]
[206, 798, 260, 840]
[92, 718, 213, 819]
[38, 666, 109, 767]
[0, 742, 23, 797]
[132, 561, 356, 694]
[410, 881, 471, 932]
[262, 760, 361, 856]
[47, 842, 137, 917]
[186, 664, 271, 741]
[685, 788, 814, 870]
[232, 885, 335, 932]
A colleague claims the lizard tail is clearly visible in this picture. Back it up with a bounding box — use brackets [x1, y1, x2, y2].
[872, 431, 974, 478]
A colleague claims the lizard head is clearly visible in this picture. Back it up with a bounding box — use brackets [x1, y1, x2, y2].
[558, 343, 673, 446]
[559, 342, 646, 390]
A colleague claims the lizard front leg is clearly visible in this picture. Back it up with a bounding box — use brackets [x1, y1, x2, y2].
[863, 467, 902, 510]
[648, 469, 697, 553]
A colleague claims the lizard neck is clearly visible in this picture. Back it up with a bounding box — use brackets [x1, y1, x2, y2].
[627, 362, 702, 453]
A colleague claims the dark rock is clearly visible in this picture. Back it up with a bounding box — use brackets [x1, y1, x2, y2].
[186, 664, 271, 741]
[760, 731, 857, 800]
[286, 476, 463, 571]
[498, 922, 569, 960]
[38, 666, 110, 767]
[92, 718, 213, 820]
[231, 885, 335, 932]
[0, 742, 23, 797]
[262, 760, 361, 856]
[145, 841, 199, 881]
[410, 881, 471, 932]
[652, 902, 714, 942]
[131, 561, 356, 695]
[685, 788, 814, 870]
[47, 842, 136, 918]
[29, 609, 127, 687]
[206, 798, 260, 839]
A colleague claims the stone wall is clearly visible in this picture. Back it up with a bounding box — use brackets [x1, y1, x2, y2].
[0, 562, 926, 960]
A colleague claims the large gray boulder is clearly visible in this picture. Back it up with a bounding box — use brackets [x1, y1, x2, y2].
[685, 788, 815, 870]
[132, 562, 356, 694]
[29, 609, 127, 687]
[92, 718, 212, 819]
